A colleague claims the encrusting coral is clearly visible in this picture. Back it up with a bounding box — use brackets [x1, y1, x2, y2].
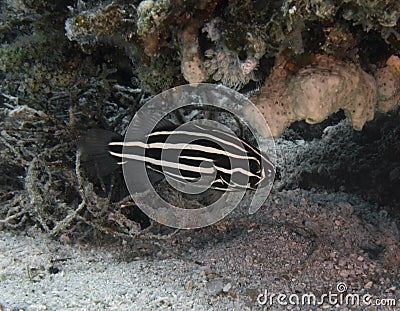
[179, 22, 206, 84]
[201, 18, 266, 88]
[289, 54, 377, 131]
[244, 55, 295, 139]
[65, 2, 130, 54]
[250, 54, 399, 138]
[375, 55, 400, 113]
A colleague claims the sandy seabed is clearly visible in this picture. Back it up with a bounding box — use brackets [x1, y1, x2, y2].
[1, 188, 399, 310]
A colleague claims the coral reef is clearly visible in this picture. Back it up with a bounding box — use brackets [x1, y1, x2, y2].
[338, 0, 400, 33]
[62, 0, 400, 96]
[64, 0, 270, 91]
[136, 0, 171, 37]
[1, 0, 400, 240]
[0, 32, 99, 101]
[289, 55, 377, 131]
[244, 55, 295, 139]
[281, 0, 400, 44]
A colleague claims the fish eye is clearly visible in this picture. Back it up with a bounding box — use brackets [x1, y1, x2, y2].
[249, 160, 260, 173]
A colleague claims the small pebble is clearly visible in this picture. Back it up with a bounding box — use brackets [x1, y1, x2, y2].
[185, 280, 193, 290]
[339, 270, 349, 277]
[223, 282, 232, 293]
[365, 281, 373, 289]
[206, 279, 224, 296]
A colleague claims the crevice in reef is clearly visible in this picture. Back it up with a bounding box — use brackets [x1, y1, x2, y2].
[284, 110, 346, 141]
[277, 108, 400, 218]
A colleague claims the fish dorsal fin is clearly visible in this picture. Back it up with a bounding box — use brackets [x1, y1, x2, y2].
[129, 112, 177, 136]
[154, 118, 177, 132]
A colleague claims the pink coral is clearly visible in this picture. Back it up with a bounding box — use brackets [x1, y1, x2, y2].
[288, 55, 376, 131]
[251, 54, 378, 138]
[179, 23, 206, 84]
[248, 55, 296, 138]
[375, 55, 400, 113]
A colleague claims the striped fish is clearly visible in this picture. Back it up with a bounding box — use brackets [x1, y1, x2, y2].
[79, 119, 275, 192]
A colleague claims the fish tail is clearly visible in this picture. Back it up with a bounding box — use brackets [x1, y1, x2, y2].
[77, 128, 123, 178]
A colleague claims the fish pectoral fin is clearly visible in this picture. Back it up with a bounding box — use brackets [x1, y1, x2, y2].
[146, 166, 165, 185]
